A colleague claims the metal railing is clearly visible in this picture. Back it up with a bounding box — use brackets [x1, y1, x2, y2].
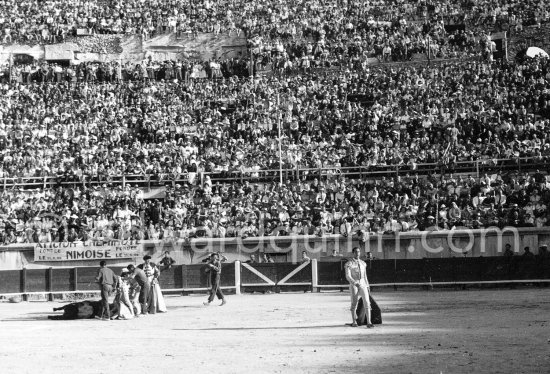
[0, 155, 547, 191]
[203, 156, 549, 183]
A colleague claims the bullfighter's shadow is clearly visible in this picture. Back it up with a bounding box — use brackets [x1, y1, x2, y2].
[1, 314, 54, 322]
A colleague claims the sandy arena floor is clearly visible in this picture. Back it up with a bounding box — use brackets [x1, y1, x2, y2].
[0, 288, 549, 374]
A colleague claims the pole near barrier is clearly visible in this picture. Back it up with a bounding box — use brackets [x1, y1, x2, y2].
[47, 267, 54, 301]
[311, 259, 318, 292]
[234, 261, 241, 295]
[21, 267, 27, 301]
[73, 267, 78, 291]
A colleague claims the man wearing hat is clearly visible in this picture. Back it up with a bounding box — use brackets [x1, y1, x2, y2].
[503, 243, 515, 257]
[160, 251, 176, 271]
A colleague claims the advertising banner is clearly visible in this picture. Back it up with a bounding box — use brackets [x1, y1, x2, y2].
[34, 241, 144, 262]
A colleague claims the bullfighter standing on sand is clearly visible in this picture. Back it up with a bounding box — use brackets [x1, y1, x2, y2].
[345, 247, 374, 328]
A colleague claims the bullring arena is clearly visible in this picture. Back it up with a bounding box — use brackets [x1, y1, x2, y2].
[1, 288, 549, 374]
[2, 0, 550, 372]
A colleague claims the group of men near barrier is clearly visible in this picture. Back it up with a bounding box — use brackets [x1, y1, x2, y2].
[50, 247, 381, 329]
[86, 255, 168, 320]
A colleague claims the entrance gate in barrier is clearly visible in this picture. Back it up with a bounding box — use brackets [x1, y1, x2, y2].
[240, 261, 312, 290]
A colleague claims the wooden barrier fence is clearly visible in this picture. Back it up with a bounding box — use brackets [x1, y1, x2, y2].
[0, 257, 549, 299]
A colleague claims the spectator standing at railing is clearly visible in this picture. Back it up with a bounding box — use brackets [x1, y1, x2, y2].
[538, 245, 549, 260]
[503, 243, 515, 257]
[522, 246, 535, 258]
[160, 251, 176, 271]
[330, 249, 342, 258]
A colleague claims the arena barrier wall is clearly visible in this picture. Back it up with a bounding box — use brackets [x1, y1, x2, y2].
[2, 226, 550, 271]
[1, 258, 548, 299]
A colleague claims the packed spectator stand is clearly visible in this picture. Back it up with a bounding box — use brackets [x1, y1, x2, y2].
[1, 169, 550, 244]
[1, 59, 549, 178]
[0, 0, 549, 244]
[1, 1, 549, 43]
[1, 0, 549, 63]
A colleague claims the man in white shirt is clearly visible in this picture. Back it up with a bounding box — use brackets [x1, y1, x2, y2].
[345, 247, 373, 328]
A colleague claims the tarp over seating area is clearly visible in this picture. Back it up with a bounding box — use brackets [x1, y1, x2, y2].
[44, 43, 77, 61]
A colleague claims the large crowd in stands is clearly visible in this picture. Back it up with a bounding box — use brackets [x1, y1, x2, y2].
[249, 22, 484, 67]
[459, 0, 550, 31]
[2, 58, 250, 83]
[1, 168, 550, 244]
[0, 1, 550, 243]
[0, 56, 548, 241]
[0, 58, 549, 180]
[1, 0, 549, 45]
[0, 0, 549, 66]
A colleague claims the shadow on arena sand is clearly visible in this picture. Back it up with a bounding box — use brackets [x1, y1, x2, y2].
[0, 290, 548, 374]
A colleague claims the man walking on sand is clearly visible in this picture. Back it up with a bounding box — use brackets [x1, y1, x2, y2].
[95, 260, 116, 320]
[204, 252, 227, 306]
[345, 247, 374, 328]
